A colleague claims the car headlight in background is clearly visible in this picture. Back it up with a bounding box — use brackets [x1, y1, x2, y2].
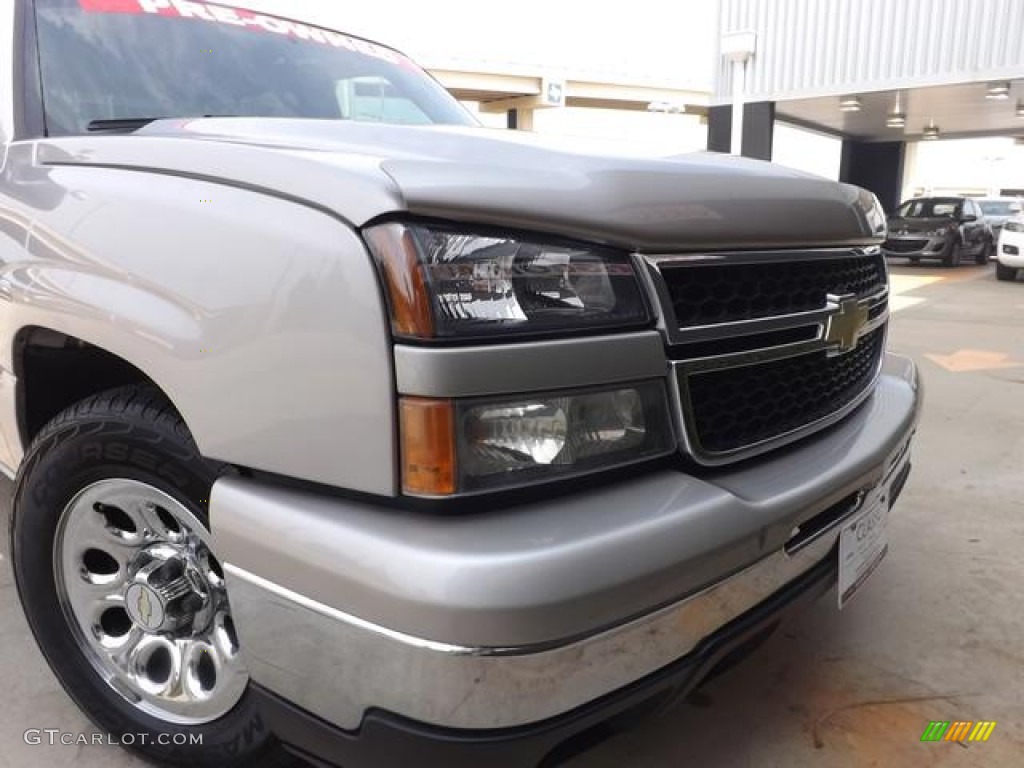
[1005, 221, 1023, 233]
[399, 381, 674, 495]
[365, 222, 651, 340]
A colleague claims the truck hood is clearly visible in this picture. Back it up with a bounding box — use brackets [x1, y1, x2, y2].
[37, 118, 885, 251]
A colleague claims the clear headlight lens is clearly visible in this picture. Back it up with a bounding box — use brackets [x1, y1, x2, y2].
[1005, 221, 1023, 233]
[399, 381, 674, 495]
[365, 222, 651, 340]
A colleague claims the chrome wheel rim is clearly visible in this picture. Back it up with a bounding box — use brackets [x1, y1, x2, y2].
[54, 479, 247, 724]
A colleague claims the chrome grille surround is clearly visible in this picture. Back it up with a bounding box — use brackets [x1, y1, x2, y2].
[639, 247, 889, 465]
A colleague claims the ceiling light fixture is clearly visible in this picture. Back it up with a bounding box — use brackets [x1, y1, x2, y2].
[886, 91, 906, 127]
[646, 101, 686, 114]
[986, 82, 1011, 100]
[839, 95, 862, 112]
[922, 119, 940, 140]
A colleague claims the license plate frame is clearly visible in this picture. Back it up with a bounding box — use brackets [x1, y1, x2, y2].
[837, 484, 890, 609]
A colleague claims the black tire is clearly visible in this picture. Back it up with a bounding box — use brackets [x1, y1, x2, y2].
[976, 239, 992, 265]
[942, 240, 961, 268]
[10, 385, 296, 768]
[996, 261, 1018, 281]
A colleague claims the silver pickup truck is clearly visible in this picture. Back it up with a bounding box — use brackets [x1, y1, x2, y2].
[2, 2, 921, 767]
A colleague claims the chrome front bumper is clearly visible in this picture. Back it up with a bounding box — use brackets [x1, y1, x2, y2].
[213, 355, 920, 733]
[223, 517, 842, 731]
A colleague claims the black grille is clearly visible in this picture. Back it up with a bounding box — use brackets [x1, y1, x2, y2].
[660, 253, 885, 328]
[883, 239, 928, 253]
[685, 326, 885, 454]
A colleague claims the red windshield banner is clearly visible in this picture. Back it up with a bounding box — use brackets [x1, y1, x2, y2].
[78, 0, 406, 63]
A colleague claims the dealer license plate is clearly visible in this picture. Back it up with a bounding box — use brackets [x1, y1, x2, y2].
[837, 486, 890, 609]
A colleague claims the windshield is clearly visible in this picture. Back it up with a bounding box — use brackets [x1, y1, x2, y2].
[36, 0, 475, 135]
[894, 198, 962, 219]
[977, 201, 1020, 216]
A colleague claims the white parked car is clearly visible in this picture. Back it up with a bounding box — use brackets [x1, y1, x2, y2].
[996, 215, 1024, 281]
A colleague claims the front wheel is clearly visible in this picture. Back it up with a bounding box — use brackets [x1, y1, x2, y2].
[996, 261, 1018, 281]
[942, 240, 962, 268]
[10, 386, 294, 768]
[976, 240, 993, 265]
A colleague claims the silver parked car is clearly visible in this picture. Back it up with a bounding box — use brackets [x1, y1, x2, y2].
[978, 197, 1024, 239]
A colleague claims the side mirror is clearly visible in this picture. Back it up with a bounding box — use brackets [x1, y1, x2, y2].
[961, 214, 977, 222]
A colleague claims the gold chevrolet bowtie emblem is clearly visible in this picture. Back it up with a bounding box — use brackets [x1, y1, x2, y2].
[825, 296, 869, 354]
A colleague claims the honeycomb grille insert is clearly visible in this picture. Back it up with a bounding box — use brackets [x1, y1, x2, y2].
[685, 326, 885, 454]
[661, 253, 886, 328]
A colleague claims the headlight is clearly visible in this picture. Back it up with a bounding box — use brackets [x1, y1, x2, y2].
[1005, 221, 1023, 233]
[365, 222, 651, 340]
[399, 381, 674, 495]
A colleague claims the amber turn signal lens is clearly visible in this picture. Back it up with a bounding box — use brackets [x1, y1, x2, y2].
[399, 397, 456, 495]
[364, 224, 435, 338]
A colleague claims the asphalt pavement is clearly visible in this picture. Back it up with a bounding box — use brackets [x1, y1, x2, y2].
[1, 262, 1022, 767]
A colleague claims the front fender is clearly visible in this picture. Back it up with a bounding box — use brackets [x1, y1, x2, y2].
[0, 160, 396, 495]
